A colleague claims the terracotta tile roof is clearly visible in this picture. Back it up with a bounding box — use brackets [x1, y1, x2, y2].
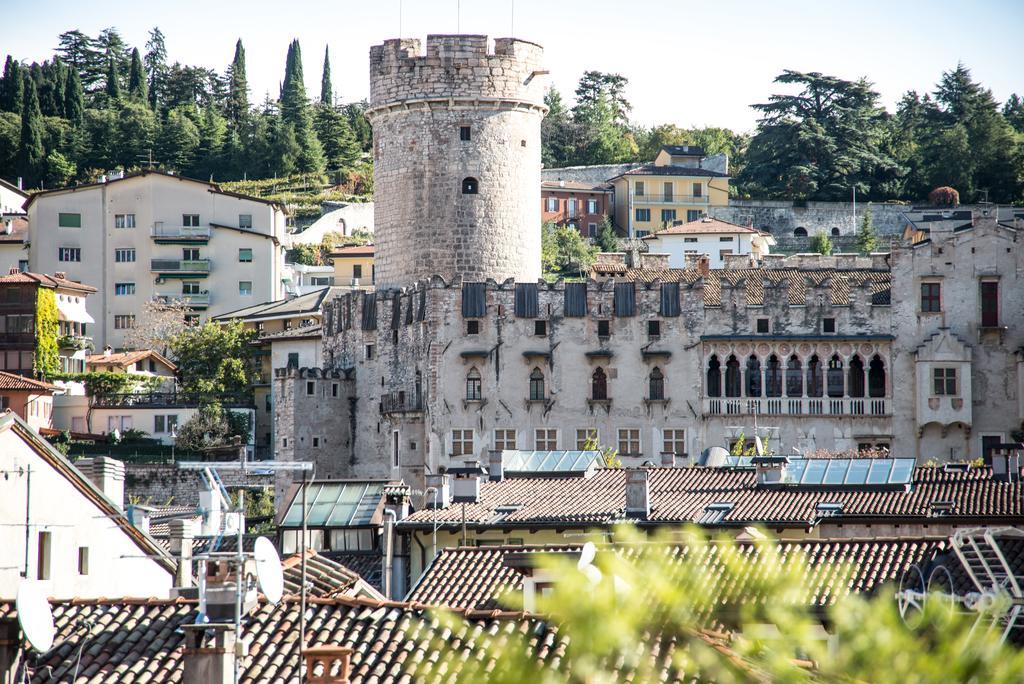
[319, 552, 384, 591]
[646, 217, 758, 236]
[0, 216, 28, 241]
[0, 372, 60, 392]
[330, 244, 375, 257]
[612, 164, 729, 179]
[0, 595, 738, 682]
[540, 180, 613, 192]
[589, 266, 892, 306]
[408, 538, 949, 611]
[86, 349, 176, 370]
[399, 465, 1024, 530]
[0, 270, 97, 294]
[282, 549, 384, 599]
[258, 324, 322, 342]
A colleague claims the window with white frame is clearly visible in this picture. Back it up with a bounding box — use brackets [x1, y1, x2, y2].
[58, 247, 81, 262]
[576, 428, 598, 450]
[183, 214, 200, 227]
[114, 315, 135, 329]
[239, 214, 252, 229]
[239, 281, 253, 296]
[452, 429, 474, 457]
[494, 429, 517, 451]
[618, 428, 641, 456]
[114, 214, 136, 229]
[115, 248, 136, 262]
[545, 197, 558, 212]
[535, 428, 558, 450]
[587, 199, 598, 214]
[114, 282, 135, 295]
[663, 429, 686, 456]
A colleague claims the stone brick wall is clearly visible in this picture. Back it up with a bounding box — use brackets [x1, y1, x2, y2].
[123, 464, 273, 507]
[367, 35, 547, 289]
[708, 201, 910, 237]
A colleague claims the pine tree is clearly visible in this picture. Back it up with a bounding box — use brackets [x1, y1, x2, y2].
[17, 74, 45, 187]
[1, 57, 24, 114]
[144, 27, 167, 110]
[226, 39, 249, 128]
[128, 48, 147, 101]
[278, 39, 325, 175]
[856, 206, 877, 254]
[320, 46, 332, 105]
[105, 56, 121, 100]
[63, 67, 84, 124]
[314, 104, 359, 178]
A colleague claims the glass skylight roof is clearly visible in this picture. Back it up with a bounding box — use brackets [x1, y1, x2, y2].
[501, 450, 604, 473]
[716, 456, 917, 487]
[281, 482, 385, 527]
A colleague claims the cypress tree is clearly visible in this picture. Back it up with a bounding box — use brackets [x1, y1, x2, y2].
[17, 74, 45, 187]
[144, 27, 167, 110]
[320, 46, 332, 105]
[280, 40, 305, 126]
[1, 56, 24, 114]
[227, 39, 249, 127]
[128, 47, 147, 101]
[64, 67, 84, 124]
[105, 56, 121, 99]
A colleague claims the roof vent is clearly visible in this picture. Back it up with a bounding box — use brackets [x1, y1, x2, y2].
[8, 267, 19, 275]
[929, 500, 955, 516]
[625, 468, 650, 519]
[991, 444, 1022, 482]
[448, 460, 487, 504]
[815, 501, 844, 517]
[943, 462, 970, 473]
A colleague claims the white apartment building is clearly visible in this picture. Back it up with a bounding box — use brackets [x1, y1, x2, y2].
[641, 217, 776, 269]
[26, 170, 288, 349]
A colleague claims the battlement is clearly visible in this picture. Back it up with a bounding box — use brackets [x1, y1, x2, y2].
[368, 34, 546, 112]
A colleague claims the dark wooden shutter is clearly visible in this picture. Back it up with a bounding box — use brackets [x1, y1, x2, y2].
[462, 283, 487, 317]
[614, 282, 636, 317]
[660, 283, 680, 317]
[564, 283, 587, 317]
[361, 292, 377, 330]
[514, 283, 539, 318]
[391, 292, 402, 329]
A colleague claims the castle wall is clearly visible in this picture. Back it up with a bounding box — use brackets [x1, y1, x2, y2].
[708, 201, 910, 237]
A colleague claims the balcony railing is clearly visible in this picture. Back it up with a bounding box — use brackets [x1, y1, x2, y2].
[633, 194, 709, 205]
[92, 391, 252, 408]
[151, 259, 211, 274]
[703, 396, 889, 417]
[381, 391, 423, 414]
[154, 292, 211, 307]
[151, 223, 211, 241]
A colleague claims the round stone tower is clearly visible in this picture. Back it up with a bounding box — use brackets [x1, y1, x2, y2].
[367, 35, 547, 289]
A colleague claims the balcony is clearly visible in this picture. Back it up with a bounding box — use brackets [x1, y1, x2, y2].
[154, 292, 211, 308]
[703, 396, 889, 417]
[381, 391, 423, 414]
[151, 223, 211, 243]
[151, 259, 211, 276]
[92, 391, 252, 408]
[633, 194, 710, 206]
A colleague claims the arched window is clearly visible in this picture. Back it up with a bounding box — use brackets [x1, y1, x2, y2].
[827, 355, 844, 397]
[649, 367, 665, 400]
[786, 355, 803, 397]
[765, 355, 782, 397]
[848, 355, 865, 398]
[706, 355, 722, 397]
[794, 227, 808, 237]
[465, 367, 482, 400]
[868, 355, 886, 398]
[745, 355, 762, 397]
[461, 177, 479, 194]
[591, 367, 608, 401]
[725, 355, 741, 397]
[806, 354, 823, 397]
[529, 367, 545, 401]
[831, 227, 840, 236]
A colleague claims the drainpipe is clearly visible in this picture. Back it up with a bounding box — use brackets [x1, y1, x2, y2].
[424, 486, 438, 562]
[382, 509, 396, 600]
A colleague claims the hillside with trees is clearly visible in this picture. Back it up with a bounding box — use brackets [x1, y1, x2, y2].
[0, 27, 370, 191]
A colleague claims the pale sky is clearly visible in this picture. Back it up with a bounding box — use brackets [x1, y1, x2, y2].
[4, 0, 1022, 132]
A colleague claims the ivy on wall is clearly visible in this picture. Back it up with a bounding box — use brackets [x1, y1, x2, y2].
[34, 288, 60, 379]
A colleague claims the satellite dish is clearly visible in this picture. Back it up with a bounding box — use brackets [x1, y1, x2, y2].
[577, 541, 596, 570]
[754, 436, 765, 456]
[253, 536, 284, 605]
[16, 581, 55, 652]
[701, 446, 730, 467]
[897, 565, 926, 628]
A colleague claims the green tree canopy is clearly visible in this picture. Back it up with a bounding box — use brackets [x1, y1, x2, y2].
[127, 47, 147, 101]
[167, 319, 257, 397]
[17, 74, 45, 187]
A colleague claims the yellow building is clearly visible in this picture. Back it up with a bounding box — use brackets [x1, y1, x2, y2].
[609, 145, 730, 238]
[330, 244, 375, 286]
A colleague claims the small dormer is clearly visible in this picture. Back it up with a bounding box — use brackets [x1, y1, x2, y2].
[654, 145, 705, 168]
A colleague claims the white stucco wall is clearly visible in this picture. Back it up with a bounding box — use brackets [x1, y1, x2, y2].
[645, 232, 756, 269]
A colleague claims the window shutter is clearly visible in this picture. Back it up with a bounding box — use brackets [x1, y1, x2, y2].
[660, 283, 680, 317]
[564, 283, 587, 317]
[514, 283, 539, 318]
[361, 292, 377, 330]
[462, 283, 487, 317]
[614, 282, 636, 317]
[391, 292, 402, 330]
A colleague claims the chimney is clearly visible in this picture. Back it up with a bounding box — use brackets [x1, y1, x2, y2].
[752, 455, 789, 486]
[8, 267, 19, 275]
[660, 451, 676, 468]
[103, 345, 113, 357]
[625, 468, 650, 519]
[128, 504, 152, 533]
[449, 460, 486, 503]
[488, 450, 504, 481]
[168, 518, 196, 594]
[991, 444, 1022, 482]
[698, 255, 710, 277]
[198, 482, 224, 537]
[303, 646, 353, 684]
[181, 624, 238, 684]
[424, 473, 450, 509]
[80, 456, 125, 510]
[53, 271, 66, 280]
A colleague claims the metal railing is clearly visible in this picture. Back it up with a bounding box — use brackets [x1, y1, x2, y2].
[150, 259, 212, 273]
[151, 223, 211, 239]
[633, 194, 709, 205]
[92, 391, 252, 408]
[154, 292, 211, 306]
[704, 396, 889, 417]
[381, 391, 423, 414]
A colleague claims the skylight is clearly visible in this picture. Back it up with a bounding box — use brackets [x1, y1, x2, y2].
[781, 458, 916, 487]
[698, 502, 734, 524]
[501, 450, 604, 474]
[281, 482, 385, 527]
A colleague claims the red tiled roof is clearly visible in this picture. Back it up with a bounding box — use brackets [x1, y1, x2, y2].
[611, 164, 729, 179]
[330, 244, 375, 257]
[408, 538, 949, 611]
[0, 270, 97, 293]
[540, 180, 613, 192]
[282, 549, 384, 600]
[399, 465, 1023, 530]
[86, 349, 176, 370]
[0, 595, 739, 682]
[646, 217, 757, 236]
[0, 372, 60, 392]
[0, 216, 28, 241]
